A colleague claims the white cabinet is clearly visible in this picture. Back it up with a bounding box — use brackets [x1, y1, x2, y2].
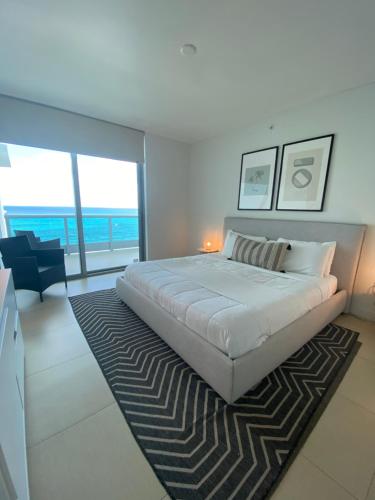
[0, 270, 29, 500]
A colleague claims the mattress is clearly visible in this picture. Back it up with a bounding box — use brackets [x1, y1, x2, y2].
[118, 254, 337, 359]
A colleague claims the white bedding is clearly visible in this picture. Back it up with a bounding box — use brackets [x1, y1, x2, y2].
[119, 254, 337, 359]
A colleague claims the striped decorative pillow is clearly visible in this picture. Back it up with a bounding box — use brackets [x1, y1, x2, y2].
[231, 236, 290, 272]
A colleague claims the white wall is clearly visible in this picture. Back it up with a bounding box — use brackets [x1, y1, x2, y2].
[188, 84, 375, 320]
[144, 133, 190, 260]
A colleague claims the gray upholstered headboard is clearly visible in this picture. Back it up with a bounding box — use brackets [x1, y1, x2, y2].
[224, 217, 366, 308]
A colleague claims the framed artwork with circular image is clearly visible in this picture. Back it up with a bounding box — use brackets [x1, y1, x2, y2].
[276, 134, 334, 211]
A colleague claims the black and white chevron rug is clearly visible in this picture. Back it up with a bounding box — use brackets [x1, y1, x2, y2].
[69, 288, 359, 500]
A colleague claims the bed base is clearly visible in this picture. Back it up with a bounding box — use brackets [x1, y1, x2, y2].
[116, 277, 347, 404]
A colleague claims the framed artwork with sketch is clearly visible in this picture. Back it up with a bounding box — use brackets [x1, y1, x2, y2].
[237, 146, 278, 210]
[276, 134, 334, 211]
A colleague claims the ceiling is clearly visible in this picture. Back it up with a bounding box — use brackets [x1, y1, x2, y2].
[1, 0, 374, 143]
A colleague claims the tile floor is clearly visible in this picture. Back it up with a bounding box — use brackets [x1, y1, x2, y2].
[18, 274, 375, 500]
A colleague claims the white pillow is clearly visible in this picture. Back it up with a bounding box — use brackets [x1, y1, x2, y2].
[277, 238, 336, 277]
[222, 230, 267, 258]
[323, 243, 336, 276]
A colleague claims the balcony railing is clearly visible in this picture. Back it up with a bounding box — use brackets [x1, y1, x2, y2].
[4, 213, 139, 254]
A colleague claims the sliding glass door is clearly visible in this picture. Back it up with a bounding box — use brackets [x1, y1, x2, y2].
[0, 142, 144, 277]
[76, 154, 140, 272]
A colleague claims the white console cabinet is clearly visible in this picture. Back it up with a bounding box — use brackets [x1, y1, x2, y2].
[0, 270, 29, 500]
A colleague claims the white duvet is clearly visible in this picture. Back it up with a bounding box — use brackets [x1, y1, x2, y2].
[120, 254, 337, 359]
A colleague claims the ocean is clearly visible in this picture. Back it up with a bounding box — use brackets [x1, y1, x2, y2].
[4, 206, 139, 246]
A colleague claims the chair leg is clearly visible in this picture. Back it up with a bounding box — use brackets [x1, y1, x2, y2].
[39, 291, 44, 302]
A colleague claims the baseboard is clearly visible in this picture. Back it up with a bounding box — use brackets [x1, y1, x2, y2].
[349, 305, 375, 322]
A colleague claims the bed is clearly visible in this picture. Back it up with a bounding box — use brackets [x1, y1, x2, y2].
[116, 217, 366, 403]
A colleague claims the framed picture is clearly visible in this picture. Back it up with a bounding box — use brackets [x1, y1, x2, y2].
[237, 146, 278, 210]
[276, 134, 334, 211]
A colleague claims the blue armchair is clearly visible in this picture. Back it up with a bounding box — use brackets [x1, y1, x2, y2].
[0, 235, 67, 302]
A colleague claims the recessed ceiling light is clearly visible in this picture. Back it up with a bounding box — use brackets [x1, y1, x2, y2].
[180, 44, 197, 56]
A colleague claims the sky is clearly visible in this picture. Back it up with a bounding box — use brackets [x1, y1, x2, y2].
[0, 143, 138, 208]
